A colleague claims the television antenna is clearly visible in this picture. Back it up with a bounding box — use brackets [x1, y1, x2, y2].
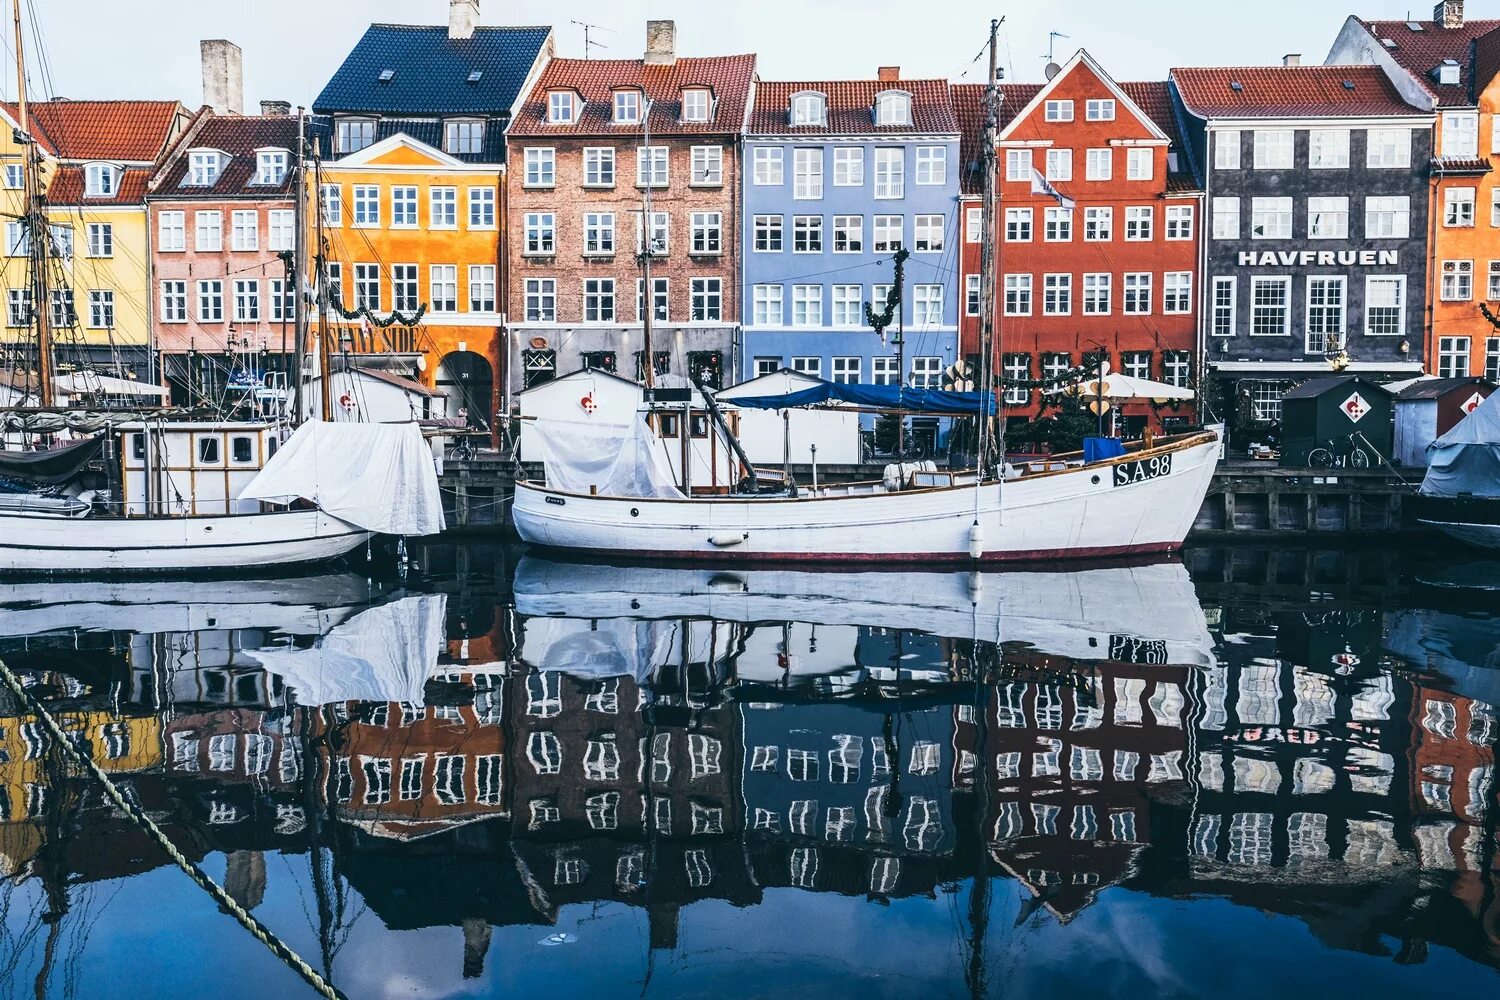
[570, 19, 616, 59]
[1043, 30, 1069, 64]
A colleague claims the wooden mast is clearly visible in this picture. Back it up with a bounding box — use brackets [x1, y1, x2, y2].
[978, 18, 1002, 465]
[13, 0, 53, 407]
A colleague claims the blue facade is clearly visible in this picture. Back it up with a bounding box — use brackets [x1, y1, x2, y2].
[740, 112, 962, 387]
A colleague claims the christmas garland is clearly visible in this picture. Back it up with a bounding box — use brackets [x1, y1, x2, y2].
[993, 356, 1108, 389]
[327, 299, 428, 328]
[1479, 302, 1500, 331]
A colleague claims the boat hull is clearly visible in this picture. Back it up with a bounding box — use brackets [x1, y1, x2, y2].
[514, 430, 1220, 563]
[1411, 495, 1500, 551]
[0, 508, 373, 575]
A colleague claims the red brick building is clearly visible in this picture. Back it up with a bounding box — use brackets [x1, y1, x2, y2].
[985, 51, 1202, 435]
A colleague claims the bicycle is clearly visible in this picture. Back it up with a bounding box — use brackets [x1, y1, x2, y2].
[1306, 433, 1373, 469]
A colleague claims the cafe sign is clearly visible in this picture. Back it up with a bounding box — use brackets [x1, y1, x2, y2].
[1238, 249, 1399, 268]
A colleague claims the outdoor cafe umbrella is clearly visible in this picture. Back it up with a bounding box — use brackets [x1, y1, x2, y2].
[1067, 365, 1196, 404]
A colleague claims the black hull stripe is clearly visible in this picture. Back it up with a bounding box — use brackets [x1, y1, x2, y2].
[0, 530, 369, 554]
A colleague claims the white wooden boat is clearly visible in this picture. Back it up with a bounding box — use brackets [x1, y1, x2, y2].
[514, 426, 1221, 564]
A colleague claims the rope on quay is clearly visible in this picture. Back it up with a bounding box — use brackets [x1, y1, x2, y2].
[0, 654, 347, 1000]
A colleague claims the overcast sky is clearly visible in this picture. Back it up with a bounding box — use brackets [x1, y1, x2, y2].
[5, 0, 1475, 108]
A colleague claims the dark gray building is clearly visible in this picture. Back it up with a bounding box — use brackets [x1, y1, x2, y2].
[1170, 64, 1433, 432]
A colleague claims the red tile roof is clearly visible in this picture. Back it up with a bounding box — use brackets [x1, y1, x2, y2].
[509, 55, 755, 137]
[1120, 80, 1200, 193]
[1171, 65, 1423, 119]
[1359, 17, 1500, 106]
[4, 100, 183, 161]
[951, 83, 986, 195]
[152, 112, 302, 199]
[995, 83, 1043, 132]
[47, 165, 151, 205]
[747, 79, 959, 134]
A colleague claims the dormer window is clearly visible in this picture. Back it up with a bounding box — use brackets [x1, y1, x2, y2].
[84, 163, 118, 198]
[254, 149, 288, 185]
[184, 151, 222, 187]
[874, 91, 912, 127]
[1437, 59, 1461, 86]
[445, 119, 486, 155]
[682, 88, 711, 122]
[613, 90, 641, 124]
[548, 91, 577, 124]
[791, 93, 826, 127]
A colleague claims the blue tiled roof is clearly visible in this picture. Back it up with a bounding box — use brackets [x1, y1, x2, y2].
[313, 23, 551, 116]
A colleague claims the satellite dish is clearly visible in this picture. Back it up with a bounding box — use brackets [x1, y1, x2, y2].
[1044, 62, 1062, 81]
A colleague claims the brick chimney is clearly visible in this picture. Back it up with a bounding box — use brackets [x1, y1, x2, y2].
[200, 40, 243, 115]
[878, 66, 900, 81]
[1282, 53, 1301, 67]
[449, 0, 479, 40]
[259, 100, 292, 116]
[645, 20, 676, 66]
[1435, 0, 1464, 28]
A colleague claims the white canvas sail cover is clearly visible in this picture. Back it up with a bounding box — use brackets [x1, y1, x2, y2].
[517, 616, 678, 684]
[257, 594, 447, 706]
[1421, 391, 1500, 498]
[240, 421, 445, 535]
[531, 416, 685, 499]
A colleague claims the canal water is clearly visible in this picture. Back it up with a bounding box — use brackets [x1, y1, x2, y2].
[0, 544, 1495, 998]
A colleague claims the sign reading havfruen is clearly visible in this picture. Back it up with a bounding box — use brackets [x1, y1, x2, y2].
[1237, 250, 1399, 268]
[1341, 392, 1371, 422]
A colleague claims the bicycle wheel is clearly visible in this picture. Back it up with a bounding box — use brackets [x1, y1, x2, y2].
[1348, 446, 1371, 469]
[1307, 448, 1334, 468]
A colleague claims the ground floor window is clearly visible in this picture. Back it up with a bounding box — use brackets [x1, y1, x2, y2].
[1122, 351, 1151, 380]
[1162, 351, 1191, 388]
[522, 348, 555, 389]
[1002, 353, 1030, 406]
[754, 356, 780, 377]
[791, 356, 822, 378]
[1244, 379, 1292, 422]
[831, 356, 860, 383]
[581, 350, 617, 373]
[634, 351, 670, 382]
[910, 356, 942, 389]
[871, 356, 898, 385]
[1486, 337, 1500, 383]
[686, 350, 723, 388]
[1437, 336, 1472, 378]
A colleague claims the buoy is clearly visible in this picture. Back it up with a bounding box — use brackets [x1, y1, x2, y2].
[968, 522, 983, 560]
[708, 532, 748, 547]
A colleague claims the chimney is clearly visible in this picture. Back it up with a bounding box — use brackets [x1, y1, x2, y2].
[1282, 54, 1301, 67]
[449, 0, 479, 40]
[200, 39, 244, 116]
[878, 66, 901, 81]
[645, 20, 676, 66]
[259, 100, 292, 117]
[1435, 1, 1464, 28]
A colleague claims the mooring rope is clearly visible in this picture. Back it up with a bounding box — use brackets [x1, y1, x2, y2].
[0, 655, 346, 1000]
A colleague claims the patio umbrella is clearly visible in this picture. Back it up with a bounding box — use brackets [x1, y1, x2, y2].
[1067, 367, 1195, 403]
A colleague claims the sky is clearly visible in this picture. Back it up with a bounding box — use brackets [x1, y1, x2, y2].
[2, 0, 1483, 109]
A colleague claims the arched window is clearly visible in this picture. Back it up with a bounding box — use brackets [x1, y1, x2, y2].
[874, 91, 912, 127]
[790, 92, 826, 127]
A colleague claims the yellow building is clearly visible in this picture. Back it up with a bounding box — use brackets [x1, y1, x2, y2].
[0, 708, 163, 824]
[0, 100, 189, 380]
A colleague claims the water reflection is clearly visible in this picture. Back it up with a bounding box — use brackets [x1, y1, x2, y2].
[0, 548, 1496, 997]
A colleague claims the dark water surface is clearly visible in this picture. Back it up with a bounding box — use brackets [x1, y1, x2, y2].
[0, 544, 1496, 998]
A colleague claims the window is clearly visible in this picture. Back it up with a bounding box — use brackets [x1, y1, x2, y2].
[792, 284, 822, 325]
[336, 119, 374, 153]
[911, 356, 941, 388]
[1489, 260, 1500, 300]
[873, 215, 902, 252]
[792, 92, 826, 126]
[1124, 206, 1153, 241]
[1045, 99, 1074, 122]
[832, 215, 863, 253]
[753, 214, 783, 252]
[754, 146, 784, 185]
[232, 279, 259, 322]
[1442, 260, 1474, 301]
[524, 147, 555, 187]
[913, 214, 944, 252]
[548, 90, 576, 123]
[1083, 207, 1112, 242]
[691, 145, 723, 185]
[86, 223, 112, 258]
[915, 146, 946, 185]
[429, 186, 457, 228]
[195, 211, 223, 251]
[834, 147, 864, 186]
[582, 147, 616, 189]
[428, 265, 457, 313]
[350, 185, 379, 227]
[267, 210, 294, 251]
[1083, 272, 1111, 315]
[159, 281, 186, 323]
[1044, 207, 1072, 242]
[637, 211, 669, 255]
[871, 356, 898, 385]
[1002, 354, 1030, 405]
[388, 186, 417, 227]
[690, 212, 722, 254]
[4, 288, 29, 327]
[1214, 130, 1242, 170]
[2, 163, 20, 189]
[1443, 111, 1480, 158]
[1445, 187, 1476, 227]
[583, 212, 615, 255]
[828, 283, 861, 326]
[875, 91, 912, 125]
[392, 264, 418, 310]
[1305, 277, 1346, 353]
[1308, 197, 1349, 239]
[87, 289, 114, 329]
[434, 755, 466, 804]
[270, 278, 294, 322]
[1046, 148, 1072, 182]
[1493, 189, 1500, 227]
[1086, 148, 1112, 181]
[964, 274, 982, 317]
[1086, 98, 1115, 121]
[794, 148, 823, 199]
[197, 279, 223, 322]
[1125, 148, 1153, 180]
[1308, 129, 1350, 169]
[753, 284, 783, 325]
[253, 149, 288, 186]
[1005, 208, 1033, 242]
[1486, 338, 1500, 382]
[1212, 277, 1237, 337]
[444, 119, 485, 154]
[1366, 196, 1411, 238]
[613, 89, 640, 124]
[874, 148, 903, 199]
[325, 262, 343, 309]
[524, 277, 556, 321]
[1367, 128, 1411, 167]
[1004, 274, 1032, 316]
[913, 284, 942, 324]
[353, 263, 381, 311]
[1251, 277, 1291, 336]
[683, 88, 711, 122]
[1163, 351, 1191, 387]
[227, 210, 257, 251]
[157, 211, 185, 252]
[49, 289, 75, 327]
[1365, 276, 1405, 336]
[1438, 336, 1472, 377]
[524, 212, 555, 255]
[1165, 204, 1193, 240]
[792, 215, 823, 253]
[791, 356, 822, 378]
[1043, 273, 1071, 315]
[1005, 148, 1033, 182]
[319, 184, 342, 227]
[1253, 130, 1293, 169]
[690, 278, 722, 321]
[1123, 273, 1151, 315]
[1212, 197, 1240, 240]
[584, 278, 615, 322]
[1251, 197, 1292, 239]
[1164, 271, 1192, 314]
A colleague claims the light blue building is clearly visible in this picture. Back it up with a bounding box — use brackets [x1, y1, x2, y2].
[740, 77, 964, 392]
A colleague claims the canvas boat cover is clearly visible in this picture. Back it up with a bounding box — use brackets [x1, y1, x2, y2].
[240, 421, 445, 535]
[0, 435, 103, 484]
[531, 416, 685, 499]
[1421, 391, 1500, 498]
[256, 593, 447, 706]
[727, 382, 997, 415]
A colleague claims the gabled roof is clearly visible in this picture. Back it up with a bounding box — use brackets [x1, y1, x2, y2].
[152, 111, 301, 198]
[1120, 81, 1201, 193]
[997, 51, 1168, 145]
[330, 131, 470, 169]
[313, 23, 552, 116]
[747, 79, 959, 135]
[1283, 374, 1393, 400]
[951, 83, 988, 195]
[508, 55, 756, 137]
[1396, 376, 1494, 400]
[1171, 65, 1424, 119]
[2, 100, 183, 161]
[1356, 16, 1500, 106]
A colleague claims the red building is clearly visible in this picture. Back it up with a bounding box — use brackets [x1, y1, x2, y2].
[979, 51, 1202, 435]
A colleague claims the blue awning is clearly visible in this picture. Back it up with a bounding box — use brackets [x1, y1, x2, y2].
[727, 382, 997, 416]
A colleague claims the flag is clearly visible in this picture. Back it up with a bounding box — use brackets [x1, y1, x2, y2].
[1030, 167, 1076, 211]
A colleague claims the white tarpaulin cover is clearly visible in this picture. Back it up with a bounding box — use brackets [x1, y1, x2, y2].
[256, 593, 447, 706]
[1421, 391, 1500, 498]
[532, 416, 685, 499]
[517, 616, 680, 684]
[239, 421, 445, 535]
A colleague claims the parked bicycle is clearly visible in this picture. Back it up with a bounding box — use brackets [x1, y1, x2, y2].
[1306, 432, 1374, 469]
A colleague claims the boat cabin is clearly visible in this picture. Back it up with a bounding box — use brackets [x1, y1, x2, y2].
[117, 421, 280, 516]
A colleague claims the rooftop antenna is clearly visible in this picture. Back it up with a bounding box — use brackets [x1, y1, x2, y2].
[1044, 30, 1069, 76]
[570, 19, 615, 59]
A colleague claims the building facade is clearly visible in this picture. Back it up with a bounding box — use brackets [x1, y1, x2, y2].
[1171, 64, 1432, 430]
[505, 21, 753, 393]
[740, 73, 962, 389]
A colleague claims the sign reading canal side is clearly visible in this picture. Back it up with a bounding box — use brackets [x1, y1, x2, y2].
[1113, 454, 1172, 487]
[1237, 250, 1400, 268]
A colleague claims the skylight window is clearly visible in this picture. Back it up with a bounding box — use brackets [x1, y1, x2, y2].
[1342, 80, 1356, 91]
[1229, 81, 1244, 92]
[1437, 59, 1461, 86]
[1381, 38, 1398, 49]
[378, 69, 395, 82]
[1406, 21, 1425, 31]
[467, 70, 483, 83]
